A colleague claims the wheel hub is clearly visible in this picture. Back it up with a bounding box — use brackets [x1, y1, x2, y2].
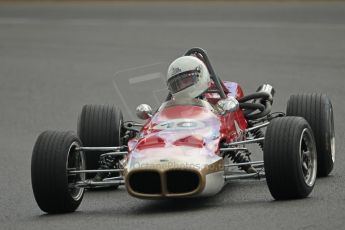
[300, 129, 317, 186]
[67, 142, 85, 201]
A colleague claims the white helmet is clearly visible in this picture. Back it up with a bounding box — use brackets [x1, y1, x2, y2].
[167, 56, 211, 99]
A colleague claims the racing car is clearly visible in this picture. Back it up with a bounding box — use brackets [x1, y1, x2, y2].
[31, 47, 335, 213]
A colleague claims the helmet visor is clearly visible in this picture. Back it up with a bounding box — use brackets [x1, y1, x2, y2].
[167, 70, 200, 94]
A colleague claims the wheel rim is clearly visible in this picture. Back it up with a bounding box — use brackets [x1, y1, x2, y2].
[329, 106, 335, 163]
[67, 142, 85, 201]
[119, 119, 123, 145]
[300, 129, 317, 186]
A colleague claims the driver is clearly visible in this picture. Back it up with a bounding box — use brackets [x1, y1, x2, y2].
[165, 56, 240, 115]
[166, 56, 211, 100]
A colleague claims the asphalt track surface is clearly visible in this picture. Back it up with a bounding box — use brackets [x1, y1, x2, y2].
[1, 2, 345, 230]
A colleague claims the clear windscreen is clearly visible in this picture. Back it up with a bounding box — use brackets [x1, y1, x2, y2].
[112, 62, 169, 121]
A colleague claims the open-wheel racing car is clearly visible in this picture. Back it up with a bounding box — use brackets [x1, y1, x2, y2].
[31, 48, 335, 213]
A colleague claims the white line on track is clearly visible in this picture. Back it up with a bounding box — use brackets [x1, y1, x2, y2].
[0, 18, 345, 30]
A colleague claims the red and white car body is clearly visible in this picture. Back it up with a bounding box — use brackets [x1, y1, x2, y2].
[124, 82, 248, 198]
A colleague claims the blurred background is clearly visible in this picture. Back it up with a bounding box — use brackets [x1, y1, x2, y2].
[0, 1, 344, 230]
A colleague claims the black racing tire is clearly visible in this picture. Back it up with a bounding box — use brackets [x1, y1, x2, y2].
[31, 131, 85, 213]
[286, 94, 335, 177]
[264, 117, 317, 200]
[77, 104, 123, 178]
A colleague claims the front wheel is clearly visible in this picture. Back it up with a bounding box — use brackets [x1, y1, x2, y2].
[31, 131, 85, 213]
[264, 117, 317, 200]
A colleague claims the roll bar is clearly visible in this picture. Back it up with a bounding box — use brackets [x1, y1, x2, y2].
[184, 47, 227, 99]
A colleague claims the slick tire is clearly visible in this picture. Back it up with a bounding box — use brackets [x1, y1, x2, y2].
[77, 105, 123, 180]
[287, 94, 335, 177]
[31, 131, 85, 213]
[264, 117, 317, 200]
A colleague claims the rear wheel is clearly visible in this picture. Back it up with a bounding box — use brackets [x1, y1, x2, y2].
[31, 131, 85, 213]
[287, 94, 335, 177]
[264, 117, 317, 200]
[78, 104, 123, 180]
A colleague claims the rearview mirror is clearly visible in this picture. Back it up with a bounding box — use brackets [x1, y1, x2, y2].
[136, 104, 153, 120]
[217, 97, 239, 113]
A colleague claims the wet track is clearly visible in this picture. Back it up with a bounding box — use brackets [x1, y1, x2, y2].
[1, 2, 345, 230]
